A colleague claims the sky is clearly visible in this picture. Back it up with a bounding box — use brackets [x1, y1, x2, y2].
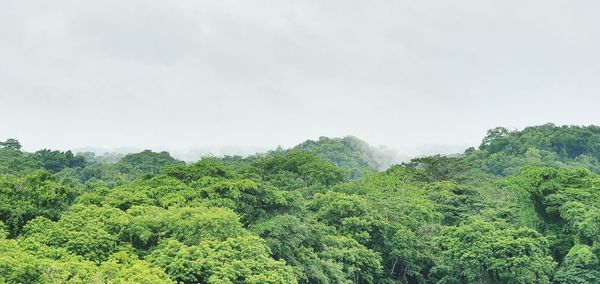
[1, 0, 599, 157]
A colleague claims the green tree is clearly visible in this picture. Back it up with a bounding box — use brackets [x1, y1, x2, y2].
[147, 236, 297, 284]
[35, 149, 86, 172]
[0, 138, 22, 150]
[0, 170, 80, 235]
[433, 219, 556, 284]
[115, 150, 184, 177]
[554, 244, 600, 283]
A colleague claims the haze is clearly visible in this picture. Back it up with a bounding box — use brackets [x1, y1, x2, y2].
[1, 1, 599, 157]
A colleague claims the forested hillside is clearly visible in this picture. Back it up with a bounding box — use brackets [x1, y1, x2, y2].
[290, 136, 399, 177]
[1, 124, 600, 283]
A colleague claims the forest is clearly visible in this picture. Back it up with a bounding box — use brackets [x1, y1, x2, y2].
[1, 123, 600, 284]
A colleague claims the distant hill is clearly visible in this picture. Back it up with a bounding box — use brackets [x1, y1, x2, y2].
[465, 123, 600, 175]
[290, 136, 400, 177]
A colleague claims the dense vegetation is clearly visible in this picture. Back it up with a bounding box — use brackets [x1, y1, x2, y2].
[1, 123, 599, 283]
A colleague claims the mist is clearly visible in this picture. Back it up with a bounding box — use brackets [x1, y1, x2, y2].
[1, 1, 599, 156]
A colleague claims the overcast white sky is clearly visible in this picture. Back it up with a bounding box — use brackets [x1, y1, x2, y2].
[1, 1, 599, 156]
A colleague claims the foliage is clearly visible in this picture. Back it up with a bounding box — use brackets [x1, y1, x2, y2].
[433, 219, 556, 283]
[147, 236, 297, 284]
[34, 149, 87, 173]
[0, 170, 79, 235]
[467, 124, 600, 175]
[115, 150, 185, 177]
[292, 136, 397, 177]
[1, 124, 600, 283]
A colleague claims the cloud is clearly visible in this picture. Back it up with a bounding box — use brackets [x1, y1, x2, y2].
[1, 0, 599, 153]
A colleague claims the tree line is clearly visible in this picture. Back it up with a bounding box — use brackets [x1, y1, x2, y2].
[0, 124, 599, 283]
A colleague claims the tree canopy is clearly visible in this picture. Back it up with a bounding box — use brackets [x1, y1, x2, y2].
[1, 125, 600, 283]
